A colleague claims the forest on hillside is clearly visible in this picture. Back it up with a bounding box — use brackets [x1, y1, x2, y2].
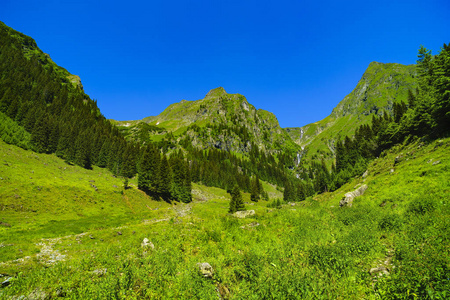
[1, 19, 449, 206]
[285, 43, 450, 201]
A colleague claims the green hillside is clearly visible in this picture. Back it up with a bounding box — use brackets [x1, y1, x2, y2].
[114, 87, 300, 156]
[1, 129, 448, 299]
[1, 20, 449, 299]
[286, 62, 418, 166]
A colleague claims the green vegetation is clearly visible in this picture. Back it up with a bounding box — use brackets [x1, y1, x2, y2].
[228, 185, 245, 213]
[287, 62, 419, 168]
[0, 20, 449, 299]
[1, 135, 448, 299]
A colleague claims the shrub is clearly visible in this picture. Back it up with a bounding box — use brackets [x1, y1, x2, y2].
[407, 197, 436, 215]
[378, 214, 402, 231]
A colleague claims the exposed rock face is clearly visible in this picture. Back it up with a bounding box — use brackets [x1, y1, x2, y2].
[339, 184, 368, 207]
[67, 74, 84, 91]
[197, 262, 214, 278]
[233, 210, 255, 218]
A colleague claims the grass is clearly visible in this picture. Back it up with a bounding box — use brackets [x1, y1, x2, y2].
[0, 137, 449, 299]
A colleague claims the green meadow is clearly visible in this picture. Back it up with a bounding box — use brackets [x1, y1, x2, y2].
[1, 136, 449, 299]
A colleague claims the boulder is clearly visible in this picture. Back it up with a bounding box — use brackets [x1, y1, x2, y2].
[1, 277, 13, 287]
[369, 266, 389, 276]
[141, 238, 155, 249]
[91, 268, 107, 276]
[362, 170, 369, 178]
[339, 184, 368, 207]
[233, 210, 255, 219]
[394, 155, 403, 165]
[197, 262, 214, 278]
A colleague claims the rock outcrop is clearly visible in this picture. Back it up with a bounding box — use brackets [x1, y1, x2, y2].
[197, 262, 214, 278]
[233, 210, 255, 219]
[339, 184, 368, 207]
[141, 238, 155, 249]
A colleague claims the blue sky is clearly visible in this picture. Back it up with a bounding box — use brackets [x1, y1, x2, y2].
[2, 0, 449, 127]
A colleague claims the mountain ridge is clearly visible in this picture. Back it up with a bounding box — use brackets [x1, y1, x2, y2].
[114, 87, 300, 156]
[285, 61, 418, 166]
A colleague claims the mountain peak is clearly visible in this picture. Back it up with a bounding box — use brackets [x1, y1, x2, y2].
[205, 87, 227, 98]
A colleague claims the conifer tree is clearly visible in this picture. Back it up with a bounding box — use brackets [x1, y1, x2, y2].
[31, 113, 50, 153]
[74, 131, 92, 169]
[138, 147, 152, 193]
[250, 176, 260, 202]
[157, 155, 171, 200]
[229, 185, 245, 213]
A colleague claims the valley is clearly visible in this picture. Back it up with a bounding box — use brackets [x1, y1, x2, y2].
[0, 20, 449, 299]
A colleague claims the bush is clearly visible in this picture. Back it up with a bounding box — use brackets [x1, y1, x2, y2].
[267, 198, 282, 209]
[378, 214, 402, 231]
[407, 197, 436, 215]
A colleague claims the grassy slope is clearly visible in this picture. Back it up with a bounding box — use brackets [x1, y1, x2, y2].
[1, 136, 448, 299]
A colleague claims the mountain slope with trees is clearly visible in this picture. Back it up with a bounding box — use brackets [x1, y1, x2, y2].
[286, 62, 418, 167]
[114, 86, 300, 156]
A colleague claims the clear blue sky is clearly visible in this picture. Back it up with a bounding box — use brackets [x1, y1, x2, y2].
[2, 0, 449, 127]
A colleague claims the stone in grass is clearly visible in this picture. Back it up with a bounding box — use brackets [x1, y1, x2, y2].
[197, 262, 214, 278]
[233, 210, 255, 219]
[91, 268, 107, 276]
[1, 277, 13, 287]
[339, 184, 368, 207]
[141, 238, 155, 249]
[369, 266, 390, 277]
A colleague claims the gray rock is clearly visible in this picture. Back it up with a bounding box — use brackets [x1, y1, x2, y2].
[91, 268, 107, 276]
[432, 160, 441, 165]
[369, 266, 389, 276]
[233, 210, 255, 219]
[141, 238, 155, 249]
[1, 277, 13, 287]
[394, 155, 403, 165]
[339, 184, 368, 207]
[362, 170, 369, 178]
[197, 262, 214, 278]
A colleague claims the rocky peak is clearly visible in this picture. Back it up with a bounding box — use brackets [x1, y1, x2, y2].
[67, 75, 84, 91]
[205, 87, 227, 98]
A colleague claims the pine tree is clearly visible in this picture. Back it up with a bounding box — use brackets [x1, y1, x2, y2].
[250, 176, 260, 202]
[74, 131, 92, 169]
[31, 113, 50, 153]
[138, 147, 152, 193]
[157, 155, 171, 200]
[229, 185, 245, 213]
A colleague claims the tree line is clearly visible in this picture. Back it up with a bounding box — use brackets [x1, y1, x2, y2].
[284, 43, 450, 201]
[0, 22, 299, 204]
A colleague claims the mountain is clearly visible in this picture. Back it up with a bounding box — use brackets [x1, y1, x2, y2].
[114, 87, 300, 156]
[1, 21, 449, 299]
[286, 62, 418, 165]
[0, 21, 83, 91]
